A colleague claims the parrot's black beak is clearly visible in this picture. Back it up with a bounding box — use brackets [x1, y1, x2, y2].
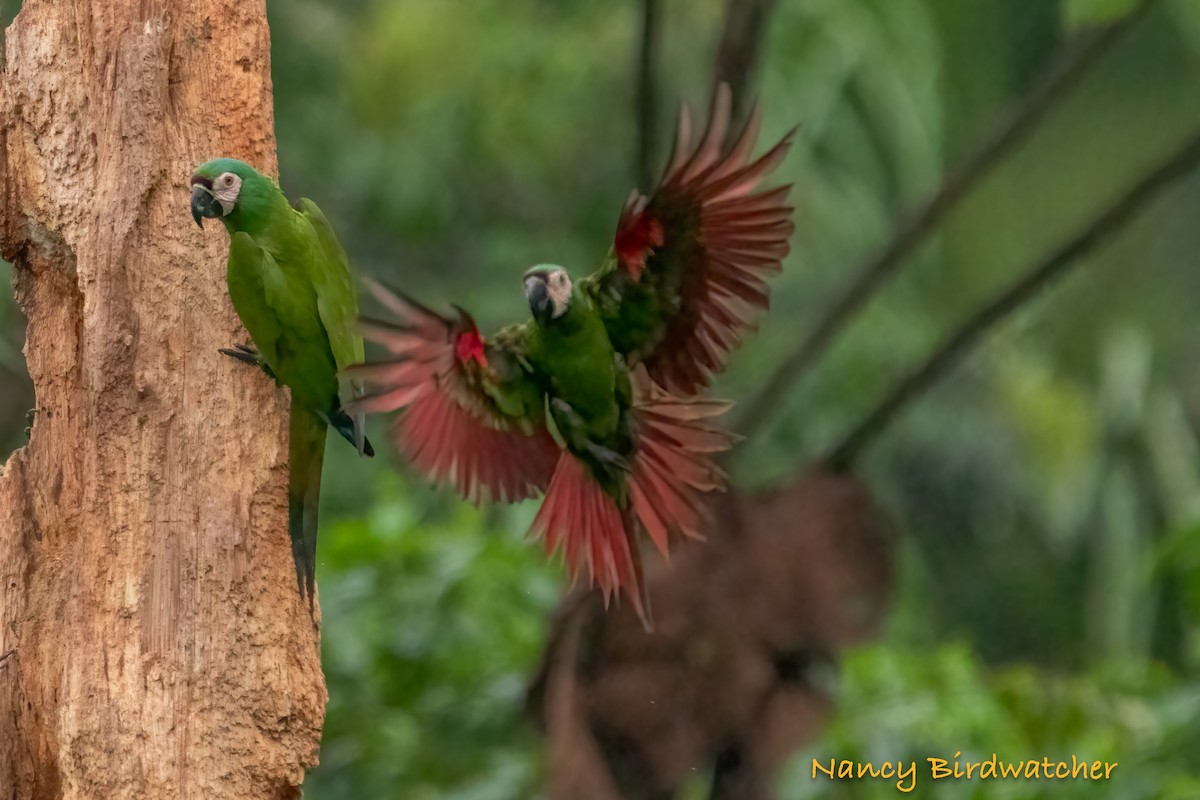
[525, 275, 550, 322]
[190, 183, 220, 229]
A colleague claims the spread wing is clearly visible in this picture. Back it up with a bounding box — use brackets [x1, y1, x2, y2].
[581, 84, 796, 394]
[346, 279, 559, 504]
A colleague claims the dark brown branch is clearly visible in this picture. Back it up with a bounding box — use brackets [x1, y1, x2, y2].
[636, 0, 661, 189]
[824, 125, 1200, 471]
[713, 0, 778, 126]
[734, 0, 1155, 439]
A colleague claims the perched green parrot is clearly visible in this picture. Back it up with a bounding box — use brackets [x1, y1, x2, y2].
[348, 85, 794, 629]
[189, 158, 373, 604]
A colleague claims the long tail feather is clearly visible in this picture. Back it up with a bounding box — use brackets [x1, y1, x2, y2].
[528, 381, 736, 631]
[530, 455, 653, 631]
[352, 380, 368, 455]
[289, 402, 327, 608]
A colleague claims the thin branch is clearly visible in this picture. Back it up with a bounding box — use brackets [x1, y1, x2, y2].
[734, 0, 1155, 438]
[636, 0, 661, 189]
[713, 0, 778, 127]
[824, 125, 1200, 471]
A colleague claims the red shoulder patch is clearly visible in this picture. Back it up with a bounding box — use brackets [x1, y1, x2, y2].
[614, 203, 665, 282]
[454, 328, 487, 367]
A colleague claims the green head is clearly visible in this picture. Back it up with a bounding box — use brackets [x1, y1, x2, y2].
[189, 158, 274, 231]
[524, 264, 575, 325]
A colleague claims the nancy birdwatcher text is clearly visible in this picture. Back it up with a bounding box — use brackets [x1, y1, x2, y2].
[812, 753, 1119, 793]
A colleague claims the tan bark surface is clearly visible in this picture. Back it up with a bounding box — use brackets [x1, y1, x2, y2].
[0, 2, 326, 798]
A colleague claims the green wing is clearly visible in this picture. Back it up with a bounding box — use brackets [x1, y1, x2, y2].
[349, 281, 559, 503]
[581, 88, 795, 394]
[481, 321, 548, 424]
[294, 197, 364, 370]
[227, 231, 339, 413]
[294, 197, 370, 452]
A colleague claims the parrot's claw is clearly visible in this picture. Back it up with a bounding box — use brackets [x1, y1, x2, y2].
[549, 398, 590, 444]
[219, 343, 277, 381]
[550, 398, 585, 426]
[24, 407, 39, 440]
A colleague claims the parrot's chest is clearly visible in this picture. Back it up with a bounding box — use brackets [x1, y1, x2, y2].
[532, 330, 622, 438]
[548, 357, 617, 417]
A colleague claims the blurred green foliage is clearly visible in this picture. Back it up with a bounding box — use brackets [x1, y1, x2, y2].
[4, 0, 1200, 797]
[786, 642, 1200, 799]
[312, 473, 557, 799]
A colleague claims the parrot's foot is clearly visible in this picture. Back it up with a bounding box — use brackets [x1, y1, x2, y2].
[584, 441, 632, 473]
[550, 398, 632, 472]
[24, 407, 38, 440]
[219, 343, 277, 381]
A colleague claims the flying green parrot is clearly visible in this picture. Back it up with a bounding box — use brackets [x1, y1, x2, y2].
[189, 158, 373, 604]
[348, 85, 794, 629]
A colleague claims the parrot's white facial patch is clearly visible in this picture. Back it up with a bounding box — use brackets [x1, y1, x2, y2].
[212, 172, 242, 215]
[546, 269, 572, 319]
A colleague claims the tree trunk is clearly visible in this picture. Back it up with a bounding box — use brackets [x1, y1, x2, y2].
[0, 2, 326, 798]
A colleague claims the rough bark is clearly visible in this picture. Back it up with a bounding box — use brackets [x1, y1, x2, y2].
[0, 2, 326, 798]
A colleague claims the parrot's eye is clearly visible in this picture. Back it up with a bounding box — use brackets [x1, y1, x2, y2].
[209, 172, 242, 216]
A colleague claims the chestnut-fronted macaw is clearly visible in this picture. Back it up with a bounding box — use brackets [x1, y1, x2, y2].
[190, 158, 373, 604]
[351, 85, 795, 628]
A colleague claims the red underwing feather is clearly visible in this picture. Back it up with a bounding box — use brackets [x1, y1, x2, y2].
[662, 103, 694, 180]
[348, 279, 558, 504]
[628, 376, 736, 549]
[677, 83, 731, 183]
[708, 99, 762, 182]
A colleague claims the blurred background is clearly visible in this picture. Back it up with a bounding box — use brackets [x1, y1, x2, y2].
[5, 0, 1200, 797]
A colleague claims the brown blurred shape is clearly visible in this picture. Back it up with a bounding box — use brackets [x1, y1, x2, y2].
[528, 469, 895, 800]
